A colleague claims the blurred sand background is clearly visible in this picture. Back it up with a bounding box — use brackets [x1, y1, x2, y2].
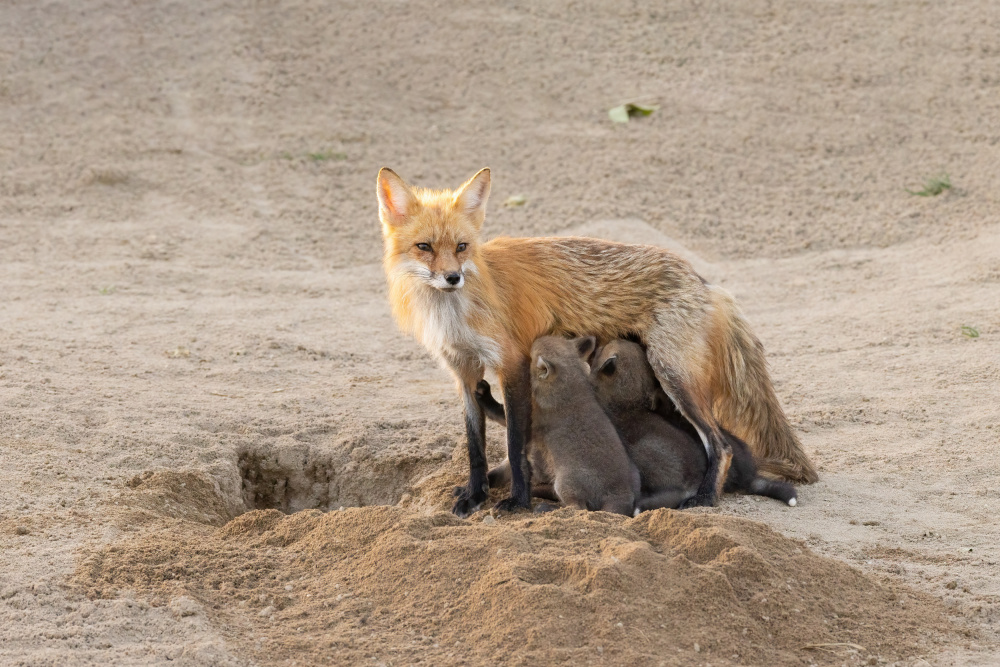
[1, 0, 999, 664]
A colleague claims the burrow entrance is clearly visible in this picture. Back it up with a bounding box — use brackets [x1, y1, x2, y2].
[236, 440, 453, 514]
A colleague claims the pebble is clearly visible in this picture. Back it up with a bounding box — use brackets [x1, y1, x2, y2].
[483, 515, 496, 526]
[15, 526, 29, 535]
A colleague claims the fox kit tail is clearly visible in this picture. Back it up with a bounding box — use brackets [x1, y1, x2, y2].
[749, 476, 798, 506]
[708, 286, 818, 484]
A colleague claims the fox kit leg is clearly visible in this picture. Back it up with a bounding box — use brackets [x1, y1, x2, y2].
[635, 488, 690, 513]
[451, 369, 490, 518]
[475, 379, 507, 426]
[494, 357, 533, 512]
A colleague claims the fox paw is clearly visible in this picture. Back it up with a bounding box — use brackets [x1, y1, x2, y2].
[451, 486, 488, 518]
[679, 494, 716, 509]
[493, 496, 530, 514]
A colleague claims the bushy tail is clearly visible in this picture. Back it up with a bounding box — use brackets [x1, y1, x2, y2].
[757, 458, 814, 484]
[707, 286, 818, 484]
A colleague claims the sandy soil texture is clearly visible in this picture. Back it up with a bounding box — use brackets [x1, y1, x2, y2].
[2, 0, 999, 664]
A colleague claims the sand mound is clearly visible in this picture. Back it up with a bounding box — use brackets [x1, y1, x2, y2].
[74, 501, 959, 666]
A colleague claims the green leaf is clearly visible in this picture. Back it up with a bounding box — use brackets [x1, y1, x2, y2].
[608, 102, 659, 124]
[626, 103, 657, 117]
[608, 105, 630, 123]
[961, 325, 979, 338]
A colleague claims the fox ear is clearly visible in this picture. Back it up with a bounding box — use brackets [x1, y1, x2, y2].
[535, 355, 552, 379]
[575, 336, 597, 362]
[455, 168, 491, 228]
[597, 355, 617, 377]
[377, 168, 415, 225]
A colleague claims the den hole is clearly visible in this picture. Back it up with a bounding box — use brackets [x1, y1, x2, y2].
[237, 444, 431, 514]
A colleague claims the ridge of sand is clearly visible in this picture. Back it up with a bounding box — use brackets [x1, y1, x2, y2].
[72, 475, 958, 666]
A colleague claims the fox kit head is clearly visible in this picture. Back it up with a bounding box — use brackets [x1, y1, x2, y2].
[590, 340, 663, 413]
[377, 167, 491, 293]
[531, 336, 598, 410]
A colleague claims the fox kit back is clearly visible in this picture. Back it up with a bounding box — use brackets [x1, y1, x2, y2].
[530, 336, 639, 516]
[591, 340, 706, 510]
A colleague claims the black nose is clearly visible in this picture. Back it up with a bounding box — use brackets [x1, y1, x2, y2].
[445, 273, 461, 285]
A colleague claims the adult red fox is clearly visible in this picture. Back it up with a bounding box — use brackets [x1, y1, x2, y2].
[377, 167, 817, 516]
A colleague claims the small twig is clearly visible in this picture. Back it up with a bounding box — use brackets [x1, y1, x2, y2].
[801, 642, 866, 652]
[208, 392, 242, 398]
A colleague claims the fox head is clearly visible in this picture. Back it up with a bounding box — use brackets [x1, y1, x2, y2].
[377, 167, 490, 293]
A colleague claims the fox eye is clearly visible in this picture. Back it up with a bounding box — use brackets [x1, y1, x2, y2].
[415, 243, 432, 252]
[456, 243, 468, 252]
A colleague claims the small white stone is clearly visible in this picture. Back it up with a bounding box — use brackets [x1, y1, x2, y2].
[483, 515, 496, 526]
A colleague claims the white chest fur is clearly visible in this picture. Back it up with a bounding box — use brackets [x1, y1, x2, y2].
[416, 290, 501, 372]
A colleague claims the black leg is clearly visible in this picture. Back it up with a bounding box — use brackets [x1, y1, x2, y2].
[494, 358, 532, 513]
[451, 384, 489, 517]
[662, 386, 729, 508]
[683, 431, 722, 507]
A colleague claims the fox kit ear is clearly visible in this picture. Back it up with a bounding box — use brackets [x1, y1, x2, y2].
[597, 355, 617, 377]
[535, 355, 552, 379]
[455, 168, 491, 228]
[377, 168, 415, 225]
[575, 336, 597, 362]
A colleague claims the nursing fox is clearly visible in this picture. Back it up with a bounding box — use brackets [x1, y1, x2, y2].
[377, 167, 817, 517]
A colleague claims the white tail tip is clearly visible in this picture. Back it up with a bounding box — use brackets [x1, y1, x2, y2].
[788, 498, 797, 507]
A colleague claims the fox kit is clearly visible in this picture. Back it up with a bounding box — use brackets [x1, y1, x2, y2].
[473, 381, 556, 500]
[590, 340, 797, 509]
[377, 167, 816, 517]
[526, 336, 639, 515]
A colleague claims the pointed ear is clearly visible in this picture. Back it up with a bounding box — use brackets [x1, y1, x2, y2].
[455, 168, 491, 228]
[597, 355, 617, 377]
[535, 355, 552, 379]
[575, 336, 597, 362]
[377, 168, 415, 226]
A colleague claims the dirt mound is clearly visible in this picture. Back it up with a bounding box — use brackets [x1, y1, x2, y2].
[74, 504, 960, 666]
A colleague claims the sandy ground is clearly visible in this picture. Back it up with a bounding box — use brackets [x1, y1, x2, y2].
[2, 0, 999, 664]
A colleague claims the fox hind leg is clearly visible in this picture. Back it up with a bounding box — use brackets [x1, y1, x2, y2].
[644, 321, 731, 507]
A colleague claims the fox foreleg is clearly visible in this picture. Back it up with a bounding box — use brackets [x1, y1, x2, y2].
[494, 357, 533, 513]
[451, 377, 490, 518]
